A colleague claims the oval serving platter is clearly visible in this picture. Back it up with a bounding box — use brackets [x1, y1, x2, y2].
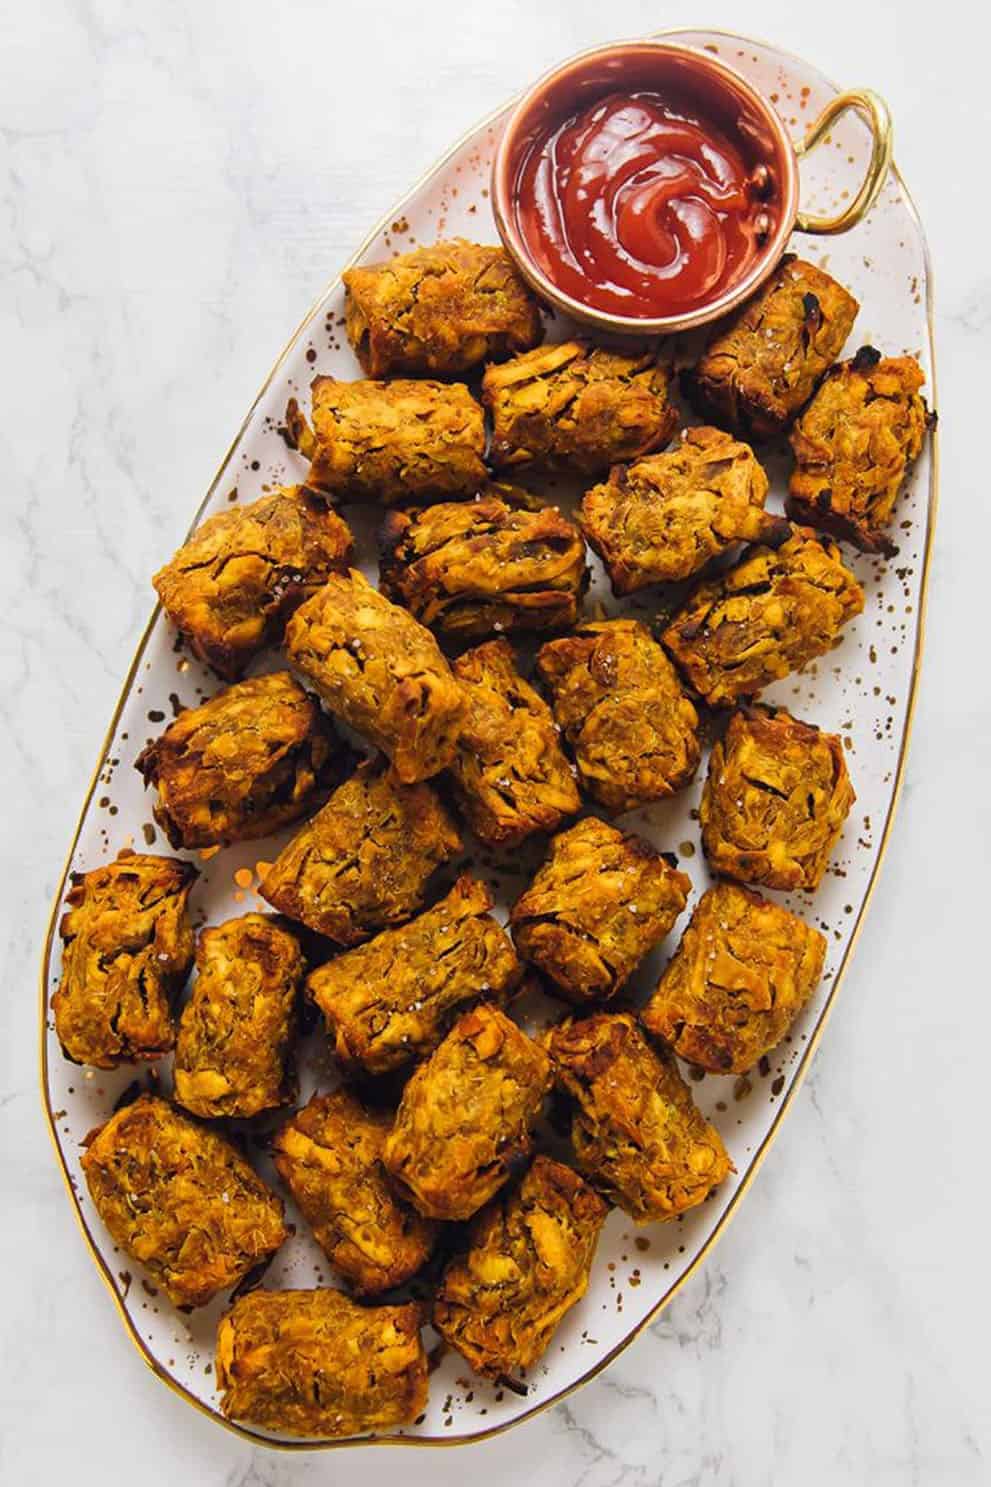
[41, 29, 937, 1450]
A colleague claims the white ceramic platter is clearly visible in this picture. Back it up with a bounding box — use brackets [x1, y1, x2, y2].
[41, 28, 936, 1450]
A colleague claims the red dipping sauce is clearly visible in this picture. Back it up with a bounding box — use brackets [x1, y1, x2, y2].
[513, 90, 776, 318]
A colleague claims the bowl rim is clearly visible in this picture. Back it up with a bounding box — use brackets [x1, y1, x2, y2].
[491, 38, 801, 336]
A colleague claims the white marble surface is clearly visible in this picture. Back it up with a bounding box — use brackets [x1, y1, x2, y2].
[2, 2, 988, 1483]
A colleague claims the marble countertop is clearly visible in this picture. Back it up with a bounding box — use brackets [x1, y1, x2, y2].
[2, 2, 987, 1483]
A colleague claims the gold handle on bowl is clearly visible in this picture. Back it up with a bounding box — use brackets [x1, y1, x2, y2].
[794, 88, 893, 234]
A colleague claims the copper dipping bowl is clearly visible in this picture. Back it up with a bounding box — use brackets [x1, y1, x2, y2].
[492, 40, 892, 336]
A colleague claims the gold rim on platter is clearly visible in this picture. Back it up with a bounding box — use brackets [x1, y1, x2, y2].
[38, 28, 939, 1451]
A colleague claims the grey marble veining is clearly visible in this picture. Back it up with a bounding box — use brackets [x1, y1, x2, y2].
[2, 2, 988, 1484]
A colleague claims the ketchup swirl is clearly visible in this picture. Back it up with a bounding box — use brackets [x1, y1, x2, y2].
[514, 92, 773, 318]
